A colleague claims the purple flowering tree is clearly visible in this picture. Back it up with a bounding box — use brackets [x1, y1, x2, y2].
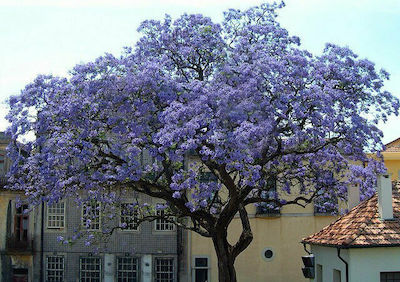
[6, 3, 399, 281]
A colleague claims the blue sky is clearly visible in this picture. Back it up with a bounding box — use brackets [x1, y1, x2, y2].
[1, 0, 399, 143]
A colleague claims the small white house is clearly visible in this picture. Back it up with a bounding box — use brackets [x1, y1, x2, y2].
[302, 175, 400, 282]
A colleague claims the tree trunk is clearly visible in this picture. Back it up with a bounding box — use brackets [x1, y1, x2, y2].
[211, 205, 254, 281]
[212, 233, 237, 282]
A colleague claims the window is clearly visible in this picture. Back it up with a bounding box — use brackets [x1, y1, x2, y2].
[381, 272, 400, 282]
[120, 204, 139, 231]
[15, 204, 29, 242]
[256, 176, 280, 215]
[333, 269, 341, 282]
[316, 264, 323, 282]
[47, 202, 65, 229]
[80, 257, 101, 282]
[117, 257, 138, 282]
[0, 151, 5, 176]
[82, 202, 101, 231]
[314, 194, 338, 214]
[193, 257, 209, 282]
[13, 268, 28, 282]
[46, 255, 64, 281]
[155, 258, 174, 282]
[155, 206, 174, 231]
[314, 171, 338, 214]
[199, 172, 218, 183]
[261, 247, 275, 262]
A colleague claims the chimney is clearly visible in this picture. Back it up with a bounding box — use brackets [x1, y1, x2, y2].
[348, 184, 360, 210]
[377, 174, 393, 220]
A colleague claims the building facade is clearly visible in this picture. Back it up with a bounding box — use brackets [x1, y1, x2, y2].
[382, 137, 400, 180]
[0, 132, 184, 282]
[187, 201, 335, 282]
[0, 132, 38, 282]
[38, 195, 182, 282]
[302, 176, 400, 282]
[185, 152, 337, 282]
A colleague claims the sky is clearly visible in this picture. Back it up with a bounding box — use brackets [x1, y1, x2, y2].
[1, 0, 399, 143]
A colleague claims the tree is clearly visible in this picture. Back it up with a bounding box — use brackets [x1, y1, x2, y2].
[6, 3, 399, 281]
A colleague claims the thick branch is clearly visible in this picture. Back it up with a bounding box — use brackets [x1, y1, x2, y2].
[231, 204, 253, 259]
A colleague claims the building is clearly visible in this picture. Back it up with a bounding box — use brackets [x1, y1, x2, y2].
[188, 199, 336, 282]
[39, 194, 182, 282]
[302, 175, 400, 282]
[0, 132, 38, 282]
[0, 131, 184, 282]
[186, 153, 337, 282]
[382, 137, 400, 180]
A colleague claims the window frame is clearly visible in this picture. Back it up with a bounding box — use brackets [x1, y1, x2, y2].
[316, 264, 323, 282]
[119, 203, 140, 232]
[46, 255, 65, 282]
[81, 201, 101, 231]
[116, 256, 139, 282]
[154, 257, 174, 282]
[0, 150, 5, 176]
[154, 204, 175, 232]
[46, 201, 66, 230]
[380, 272, 400, 282]
[14, 204, 29, 242]
[79, 256, 102, 282]
[192, 256, 210, 282]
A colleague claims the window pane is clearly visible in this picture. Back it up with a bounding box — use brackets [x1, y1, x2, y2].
[48, 202, 65, 228]
[155, 258, 173, 282]
[46, 256, 64, 281]
[82, 202, 101, 230]
[155, 205, 174, 231]
[195, 258, 208, 267]
[120, 204, 139, 231]
[195, 269, 208, 282]
[381, 272, 400, 282]
[80, 257, 101, 282]
[117, 257, 137, 282]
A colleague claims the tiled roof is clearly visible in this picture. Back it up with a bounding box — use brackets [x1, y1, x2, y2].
[302, 183, 400, 248]
[383, 138, 400, 152]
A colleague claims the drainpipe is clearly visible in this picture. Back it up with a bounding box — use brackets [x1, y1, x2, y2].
[40, 202, 44, 282]
[177, 226, 181, 282]
[303, 243, 311, 255]
[337, 248, 348, 282]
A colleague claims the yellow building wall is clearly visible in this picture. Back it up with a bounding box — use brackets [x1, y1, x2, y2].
[0, 141, 35, 282]
[0, 192, 14, 250]
[383, 159, 400, 180]
[188, 150, 400, 282]
[189, 214, 335, 282]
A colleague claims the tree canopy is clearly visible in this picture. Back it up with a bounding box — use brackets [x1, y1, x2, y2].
[6, 2, 399, 281]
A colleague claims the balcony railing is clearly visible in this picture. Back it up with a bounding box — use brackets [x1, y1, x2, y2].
[6, 236, 34, 254]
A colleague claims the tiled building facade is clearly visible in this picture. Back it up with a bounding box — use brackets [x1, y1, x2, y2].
[39, 196, 182, 282]
[0, 132, 184, 282]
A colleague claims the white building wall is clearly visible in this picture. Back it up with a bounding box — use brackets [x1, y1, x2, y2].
[349, 247, 400, 282]
[104, 254, 115, 282]
[310, 245, 348, 282]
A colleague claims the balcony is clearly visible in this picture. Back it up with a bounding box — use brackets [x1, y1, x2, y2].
[6, 236, 34, 254]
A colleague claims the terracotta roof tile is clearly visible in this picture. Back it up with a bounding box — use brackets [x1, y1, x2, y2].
[302, 182, 400, 248]
[383, 138, 400, 152]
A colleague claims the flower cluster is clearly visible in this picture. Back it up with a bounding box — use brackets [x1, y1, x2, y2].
[6, 2, 399, 231]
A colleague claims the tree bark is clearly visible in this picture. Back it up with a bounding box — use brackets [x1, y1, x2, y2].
[212, 205, 253, 282]
[212, 232, 237, 282]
